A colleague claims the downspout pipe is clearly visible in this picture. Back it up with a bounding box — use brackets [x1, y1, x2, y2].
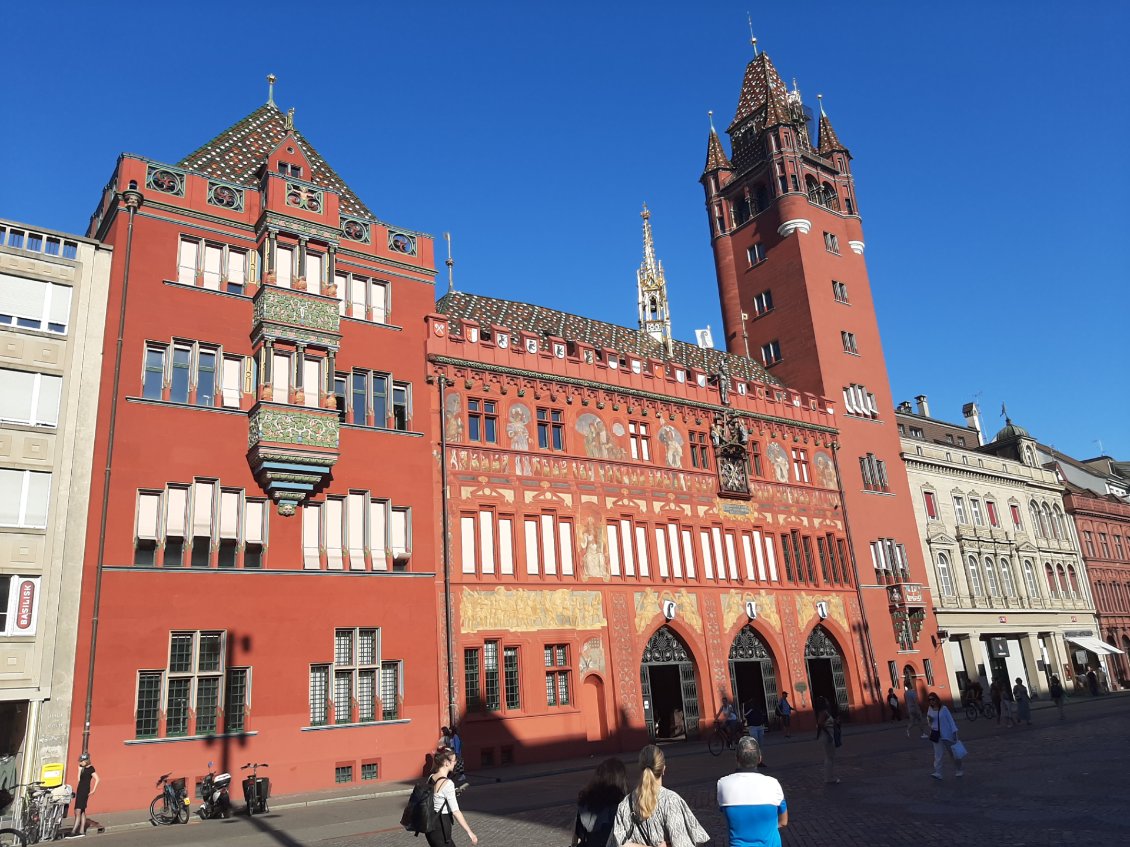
[437, 374, 457, 729]
[81, 186, 143, 754]
[830, 441, 882, 710]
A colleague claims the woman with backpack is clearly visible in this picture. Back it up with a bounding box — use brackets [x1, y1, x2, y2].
[610, 745, 709, 847]
[1049, 674, 1066, 720]
[815, 696, 839, 785]
[426, 748, 477, 846]
[572, 758, 628, 847]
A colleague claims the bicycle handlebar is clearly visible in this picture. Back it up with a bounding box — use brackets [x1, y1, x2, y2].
[240, 762, 269, 769]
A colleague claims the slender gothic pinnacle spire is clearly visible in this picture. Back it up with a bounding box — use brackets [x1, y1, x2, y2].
[816, 95, 847, 155]
[703, 113, 734, 176]
[267, 74, 276, 106]
[637, 204, 673, 355]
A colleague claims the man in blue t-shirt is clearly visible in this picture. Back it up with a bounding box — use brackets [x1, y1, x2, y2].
[717, 737, 788, 847]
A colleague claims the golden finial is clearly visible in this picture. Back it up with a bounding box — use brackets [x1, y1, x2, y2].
[641, 203, 650, 221]
[267, 74, 276, 106]
[285, 107, 295, 130]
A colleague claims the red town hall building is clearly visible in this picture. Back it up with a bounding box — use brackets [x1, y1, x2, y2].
[70, 94, 442, 811]
[701, 48, 944, 698]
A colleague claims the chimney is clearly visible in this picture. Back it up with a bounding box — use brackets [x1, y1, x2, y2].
[896, 400, 913, 414]
[962, 401, 984, 446]
[915, 394, 930, 418]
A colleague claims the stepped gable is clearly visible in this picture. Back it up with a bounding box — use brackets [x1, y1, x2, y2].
[437, 291, 783, 388]
[177, 102, 374, 219]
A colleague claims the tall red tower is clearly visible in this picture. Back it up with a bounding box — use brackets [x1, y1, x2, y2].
[702, 47, 947, 705]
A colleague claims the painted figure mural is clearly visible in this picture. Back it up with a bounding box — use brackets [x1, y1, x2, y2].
[576, 413, 624, 460]
[766, 441, 789, 483]
[814, 451, 837, 488]
[444, 392, 464, 442]
[657, 425, 684, 468]
[578, 503, 610, 579]
[506, 403, 531, 450]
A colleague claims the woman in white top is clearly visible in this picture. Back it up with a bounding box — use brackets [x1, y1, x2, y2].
[428, 747, 477, 847]
[925, 692, 963, 780]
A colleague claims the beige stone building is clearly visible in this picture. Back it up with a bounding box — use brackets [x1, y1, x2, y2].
[897, 397, 1099, 698]
[0, 219, 110, 785]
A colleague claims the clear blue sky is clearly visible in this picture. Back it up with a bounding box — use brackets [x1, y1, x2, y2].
[3, 1, 1127, 459]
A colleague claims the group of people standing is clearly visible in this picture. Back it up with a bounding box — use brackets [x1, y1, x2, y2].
[573, 741, 784, 847]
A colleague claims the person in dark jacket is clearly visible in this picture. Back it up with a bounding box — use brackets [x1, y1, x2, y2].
[571, 758, 627, 847]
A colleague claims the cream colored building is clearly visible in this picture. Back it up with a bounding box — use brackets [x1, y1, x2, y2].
[897, 398, 1099, 698]
[0, 219, 110, 784]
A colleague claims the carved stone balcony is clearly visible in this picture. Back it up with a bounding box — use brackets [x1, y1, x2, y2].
[887, 582, 925, 609]
[252, 282, 342, 349]
[248, 402, 340, 515]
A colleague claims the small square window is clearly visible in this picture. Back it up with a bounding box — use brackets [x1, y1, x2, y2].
[747, 243, 766, 265]
[335, 765, 353, 783]
[361, 762, 379, 781]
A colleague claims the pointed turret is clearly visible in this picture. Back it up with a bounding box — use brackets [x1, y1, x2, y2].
[703, 127, 733, 175]
[637, 204, 673, 355]
[728, 51, 792, 135]
[816, 97, 848, 156]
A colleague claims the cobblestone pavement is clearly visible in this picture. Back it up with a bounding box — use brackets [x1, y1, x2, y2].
[99, 696, 1129, 847]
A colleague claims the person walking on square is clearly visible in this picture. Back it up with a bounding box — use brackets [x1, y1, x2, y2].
[571, 757, 627, 847]
[886, 688, 901, 722]
[717, 737, 788, 847]
[775, 693, 792, 738]
[1049, 674, 1067, 720]
[743, 701, 767, 764]
[1087, 667, 1099, 696]
[424, 747, 477, 847]
[925, 692, 964, 780]
[999, 677, 1016, 726]
[905, 682, 926, 738]
[814, 696, 839, 785]
[1013, 678, 1032, 725]
[990, 680, 1003, 724]
[610, 745, 709, 847]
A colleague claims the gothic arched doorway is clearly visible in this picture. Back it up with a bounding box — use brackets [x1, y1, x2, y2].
[805, 626, 849, 713]
[640, 626, 701, 741]
[728, 626, 780, 720]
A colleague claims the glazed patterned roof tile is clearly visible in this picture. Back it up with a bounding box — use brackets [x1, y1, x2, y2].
[817, 113, 847, 154]
[703, 129, 733, 174]
[177, 103, 374, 219]
[437, 291, 782, 388]
[728, 53, 792, 133]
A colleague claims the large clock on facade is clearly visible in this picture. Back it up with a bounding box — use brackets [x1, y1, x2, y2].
[719, 456, 749, 495]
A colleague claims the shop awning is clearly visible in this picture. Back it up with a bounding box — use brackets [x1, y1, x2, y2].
[1065, 635, 1124, 655]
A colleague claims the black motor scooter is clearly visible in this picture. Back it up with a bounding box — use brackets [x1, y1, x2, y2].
[196, 763, 232, 820]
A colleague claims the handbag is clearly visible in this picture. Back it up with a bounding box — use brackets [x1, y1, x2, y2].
[950, 739, 968, 760]
[833, 722, 843, 748]
[929, 729, 940, 743]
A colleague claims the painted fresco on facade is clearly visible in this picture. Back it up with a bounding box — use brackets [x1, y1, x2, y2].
[506, 402, 531, 450]
[657, 425, 684, 468]
[461, 587, 606, 632]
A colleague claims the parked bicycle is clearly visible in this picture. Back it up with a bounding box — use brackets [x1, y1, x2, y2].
[240, 763, 270, 816]
[14, 781, 70, 844]
[964, 698, 997, 721]
[707, 718, 747, 756]
[148, 772, 189, 826]
[0, 827, 26, 846]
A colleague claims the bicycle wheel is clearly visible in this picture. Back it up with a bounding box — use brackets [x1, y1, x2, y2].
[964, 704, 978, 721]
[176, 799, 190, 824]
[150, 794, 176, 826]
[708, 730, 725, 757]
[0, 829, 27, 847]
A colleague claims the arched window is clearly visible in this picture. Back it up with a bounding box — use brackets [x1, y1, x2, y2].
[1023, 444, 1036, 466]
[1056, 564, 1070, 597]
[1053, 506, 1068, 540]
[966, 555, 983, 595]
[982, 556, 999, 595]
[1044, 562, 1058, 596]
[999, 557, 1016, 596]
[1043, 504, 1059, 540]
[936, 552, 955, 596]
[821, 182, 840, 211]
[648, 297, 658, 320]
[1030, 502, 1043, 537]
[1067, 565, 1080, 599]
[805, 175, 820, 203]
[1022, 560, 1038, 598]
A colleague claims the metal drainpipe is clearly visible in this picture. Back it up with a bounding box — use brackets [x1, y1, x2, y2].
[830, 441, 881, 709]
[437, 373, 457, 729]
[80, 186, 143, 755]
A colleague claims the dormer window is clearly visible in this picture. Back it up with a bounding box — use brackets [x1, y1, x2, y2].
[277, 162, 303, 178]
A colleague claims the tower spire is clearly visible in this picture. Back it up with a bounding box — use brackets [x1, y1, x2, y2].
[637, 204, 673, 355]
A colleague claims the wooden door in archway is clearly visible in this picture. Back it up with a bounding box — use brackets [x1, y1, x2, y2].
[581, 675, 609, 742]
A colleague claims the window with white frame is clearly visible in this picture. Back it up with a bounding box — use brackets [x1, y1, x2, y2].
[840, 331, 858, 355]
[303, 494, 408, 571]
[791, 448, 810, 483]
[0, 575, 42, 635]
[842, 383, 878, 418]
[760, 340, 782, 366]
[464, 641, 520, 712]
[752, 290, 773, 316]
[870, 538, 908, 581]
[823, 232, 840, 254]
[522, 513, 575, 576]
[859, 454, 888, 492]
[0, 369, 62, 427]
[177, 238, 252, 294]
[966, 555, 983, 595]
[133, 484, 266, 568]
[982, 556, 999, 595]
[0, 469, 51, 529]
[998, 557, 1016, 595]
[628, 421, 651, 461]
[544, 644, 571, 707]
[970, 498, 984, 526]
[953, 495, 968, 525]
[747, 243, 766, 265]
[832, 280, 849, 303]
[460, 509, 516, 575]
[134, 630, 249, 739]
[143, 340, 232, 407]
[308, 627, 397, 726]
[0, 273, 72, 334]
[335, 271, 389, 323]
[1022, 559, 1039, 598]
[935, 552, 955, 596]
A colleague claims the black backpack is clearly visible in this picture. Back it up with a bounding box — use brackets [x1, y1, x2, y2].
[400, 777, 448, 836]
[576, 805, 615, 847]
